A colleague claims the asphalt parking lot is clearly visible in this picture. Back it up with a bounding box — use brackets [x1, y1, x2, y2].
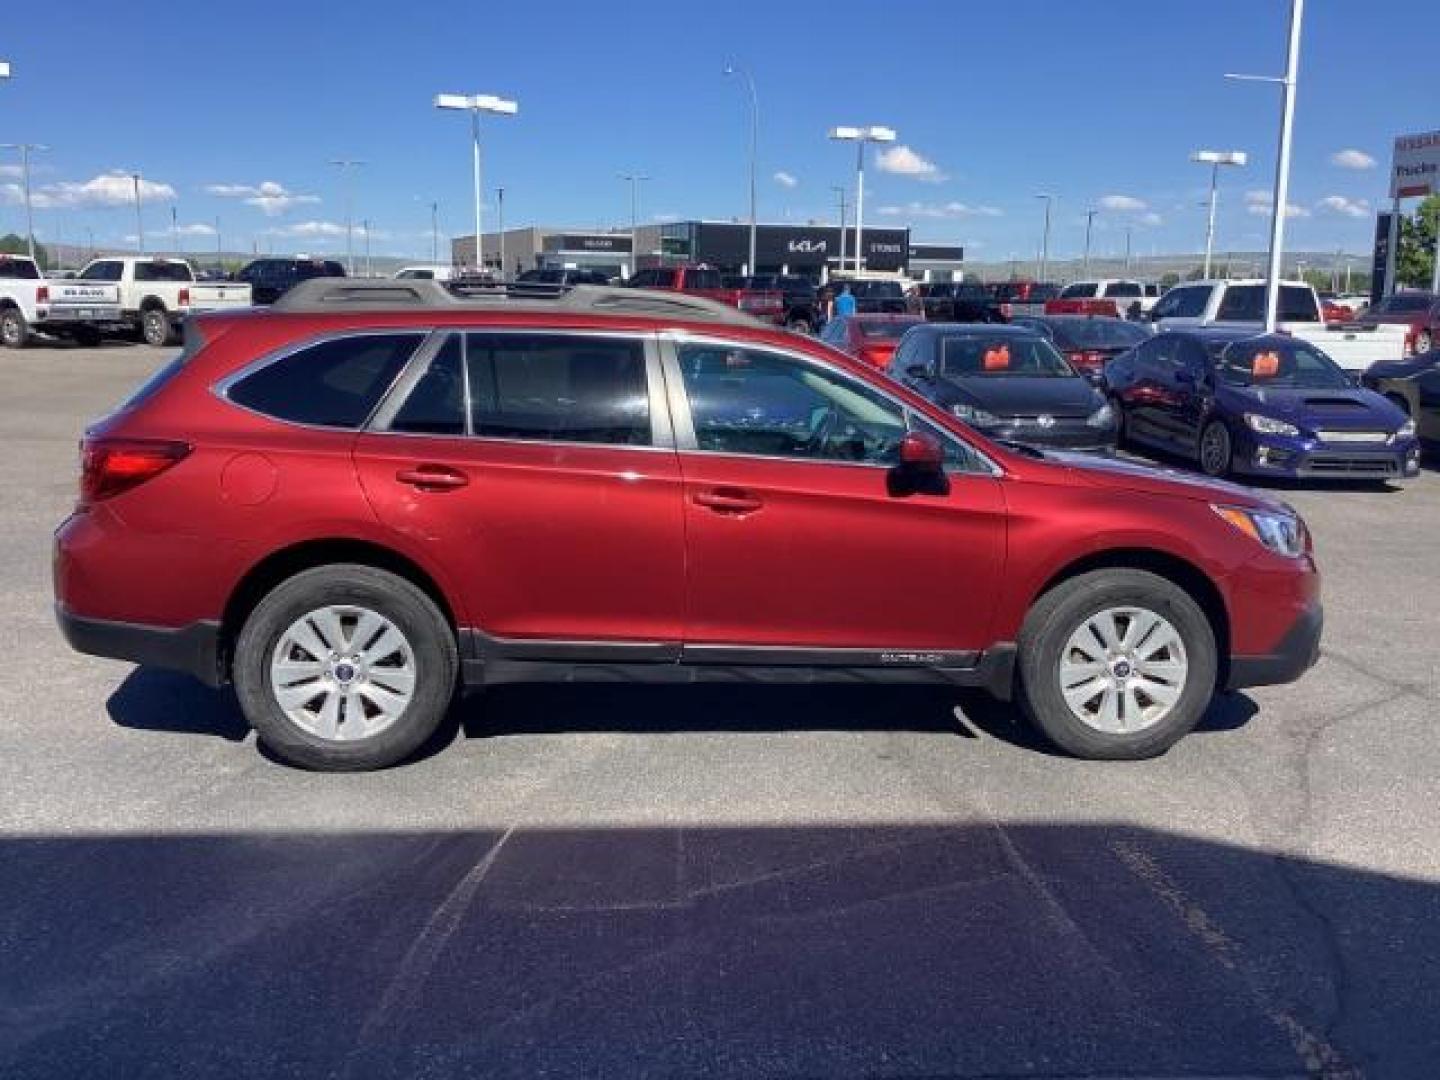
[2, 343, 1438, 1079]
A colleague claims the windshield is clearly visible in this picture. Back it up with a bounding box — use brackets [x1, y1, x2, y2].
[1051, 319, 1150, 350]
[940, 334, 1075, 377]
[1213, 338, 1351, 389]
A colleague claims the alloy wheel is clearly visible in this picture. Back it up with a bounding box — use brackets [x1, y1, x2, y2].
[1056, 606, 1188, 734]
[1200, 422, 1231, 477]
[269, 605, 417, 742]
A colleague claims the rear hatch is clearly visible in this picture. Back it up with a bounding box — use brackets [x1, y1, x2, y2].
[43, 279, 122, 319]
[188, 281, 253, 311]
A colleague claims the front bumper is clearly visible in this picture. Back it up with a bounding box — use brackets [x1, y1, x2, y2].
[1234, 433, 1421, 480]
[1226, 602, 1323, 691]
[56, 603, 223, 686]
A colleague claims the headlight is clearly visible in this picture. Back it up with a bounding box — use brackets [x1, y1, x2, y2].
[1394, 418, 1417, 440]
[1244, 413, 1300, 437]
[1212, 505, 1308, 558]
[951, 402, 1001, 426]
[1086, 402, 1117, 428]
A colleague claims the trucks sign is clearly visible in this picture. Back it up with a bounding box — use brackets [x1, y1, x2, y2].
[1390, 130, 1440, 198]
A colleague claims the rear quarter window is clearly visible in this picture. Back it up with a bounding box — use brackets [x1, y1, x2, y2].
[226, 333, 424, 428]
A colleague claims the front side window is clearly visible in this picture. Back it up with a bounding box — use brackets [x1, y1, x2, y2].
[677, 343, 909, 464]
[1106, 282, 1142, 298]
[466, 333, 650, 446]
[227, 333, 424, 428]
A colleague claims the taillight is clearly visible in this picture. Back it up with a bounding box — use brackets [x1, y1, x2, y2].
[80, 438, 191, 504]
[178, 287, 190, 306]
[1404, 325, 1419, 357]
[37, 285, 49, 304]
[1000, 302, 1013, 320]
[1067, 351, 1104, 373]
[860, 345, 892, 368]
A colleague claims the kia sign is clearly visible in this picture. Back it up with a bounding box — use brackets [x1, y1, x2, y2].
[1390, 130, 1440, 198]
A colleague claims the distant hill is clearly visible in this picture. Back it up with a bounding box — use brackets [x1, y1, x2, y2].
[961, 249, 1371, 285]
[41, 244, 423, 276]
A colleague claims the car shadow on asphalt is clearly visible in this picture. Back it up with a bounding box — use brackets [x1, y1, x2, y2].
[105, 670, 1262, 762]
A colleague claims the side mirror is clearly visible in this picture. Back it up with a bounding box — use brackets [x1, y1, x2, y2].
[898, 430, 945, 471]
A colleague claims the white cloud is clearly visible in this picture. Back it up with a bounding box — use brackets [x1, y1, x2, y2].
[2, 171, 176, 209]
[1139, 211, 1164, 227]
[1245, 189, 1310, 218]
[175, 222, 218, 237]
[280, 220, 347, 238]
[874, 145, 945, 182]
[877, 201, 1002, 219]
[1099, 194, 1148, 212]
[1317, 194, 1370, 219]
[1330, 149, 1376, 170]
[773, 170, 798, 189]
[0, 164, 22, 179]
[205, 179, 320, 216]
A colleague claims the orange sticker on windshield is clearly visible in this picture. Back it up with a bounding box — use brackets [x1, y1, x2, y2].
[1252, 351, 1281, 378]
[983, 345, 1011, 371]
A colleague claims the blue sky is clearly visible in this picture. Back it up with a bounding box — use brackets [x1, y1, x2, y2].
[2, 1, 1435, 261]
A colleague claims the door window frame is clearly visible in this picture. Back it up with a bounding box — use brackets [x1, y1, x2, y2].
[656, 331, 1000, 476]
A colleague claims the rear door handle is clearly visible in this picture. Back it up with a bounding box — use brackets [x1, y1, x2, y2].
[693, 488, 763, 514]
[395, 465, 469, 491]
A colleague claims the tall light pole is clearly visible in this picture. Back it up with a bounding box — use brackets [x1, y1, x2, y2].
[1035, 193, 1057, 283]
[496, 187, 506, 278]
[0, 143, 47, 261]
[429, 200, 440, 265]
[829, 125, 897, 274]
[328, 158, 365, 275]
[832, 185, 848, 276]
[619, 173, 649, 276]
[1082, 208, 1097, 276]
[1124, 226, 1133, 273]
[1226, 0, 1303, 332]
[435, 92, 519, 276]
[131, 172, 145, 254]
[1191, 150, 1247, 279]
[723, 64, 759, 275]
[362, 218, 372, 277]
[171, 205, 180, 255]
[215, 216, 223, 268]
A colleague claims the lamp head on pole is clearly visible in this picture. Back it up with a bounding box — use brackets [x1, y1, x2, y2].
[1191, 150, 1248, 167]
[434, 92, 518, 116]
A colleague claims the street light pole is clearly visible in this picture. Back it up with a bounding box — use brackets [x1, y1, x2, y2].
[619, 173, 649, 276]
[1035, 193, 1056, 283]
[1191, 150, 1247, 279]
[1124, 226, 1133, 273]
[1082, 209, 1097, 276]
[0, 143, 47, 261]
[362, 218, 372, 277]
[1226, 0, 1303, 332]
[497, 187, 506, 278]
[435, 93, 519, 276]
[723, 64, 759, 275]
[832, 185, 847, 277]
[171, 205, 180, 255]
[131, 172, 145, 254]
[328, 158, 365, 276]
[829, 125, 897, 274]
[430, 200, 439, 265]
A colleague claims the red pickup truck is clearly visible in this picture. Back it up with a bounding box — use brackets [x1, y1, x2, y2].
[627, 264, 783, 323]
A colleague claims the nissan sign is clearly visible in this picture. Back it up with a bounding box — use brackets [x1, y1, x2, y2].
[1390, 130, 1440, 198]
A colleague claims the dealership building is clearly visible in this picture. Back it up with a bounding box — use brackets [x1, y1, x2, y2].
[454, 220, 964, 282]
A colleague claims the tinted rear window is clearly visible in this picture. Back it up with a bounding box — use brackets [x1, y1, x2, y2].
[0, 257, 40, 280]
[685, 268, 723, 290]
[133, 261, 194, 283]
[1217, 285, 1319, 322]
[228, 333, 423, 428]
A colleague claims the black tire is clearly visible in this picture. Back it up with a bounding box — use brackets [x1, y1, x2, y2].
[1, 307, 30, 349]
[1017, 569, 1218, 760]
[233, 564, 458, 771]
[1198, 419, 1233, 478]
[141, 307, 176, 347]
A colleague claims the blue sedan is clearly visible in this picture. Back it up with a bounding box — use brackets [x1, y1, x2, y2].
[1104, 329, 1420, 481]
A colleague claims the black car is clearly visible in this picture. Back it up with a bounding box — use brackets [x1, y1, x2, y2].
[1009, 315, 1151, 380]
[236, 257, 346, 305]
[516, 267, 614, 286]
[888, 323, 1118, 452]
[827, 277, 908, 314]
[911, 282, 1002, 323]
[724, 274, 822, 332]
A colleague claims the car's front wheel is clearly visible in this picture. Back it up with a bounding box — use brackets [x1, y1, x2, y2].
[1198, 419, 1233, 478]
[1017, 569, 1218, 760]
[233, 564, 458, 770]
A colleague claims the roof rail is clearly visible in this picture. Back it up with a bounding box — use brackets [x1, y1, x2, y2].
[270, 277, 764, 327]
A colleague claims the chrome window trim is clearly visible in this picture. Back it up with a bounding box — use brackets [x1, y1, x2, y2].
[657, 330, 1002, 477]
[211, 327, 433, 434]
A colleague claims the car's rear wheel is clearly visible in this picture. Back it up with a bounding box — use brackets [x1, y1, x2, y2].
[233, 564, 457, 771]
[1, 308, 30, 349]
[1017, 569, 1217, 760]
[141, 307, 175, 347]
[1198, 419, 1233, 478]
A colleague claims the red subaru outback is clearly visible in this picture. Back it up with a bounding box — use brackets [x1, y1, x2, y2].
[55, 279, 1321, 770]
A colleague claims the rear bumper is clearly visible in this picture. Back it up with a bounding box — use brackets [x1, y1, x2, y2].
[56, 604, 223, 687]
[1225, 601, 1323, 691]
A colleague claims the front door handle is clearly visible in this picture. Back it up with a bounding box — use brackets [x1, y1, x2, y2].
[693, 487, 763, 514]
[396, 465, 469, 491]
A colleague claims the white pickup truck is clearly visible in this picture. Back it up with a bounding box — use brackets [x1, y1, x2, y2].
[77, 257, 252, 346]
[0, 254, 123, 348]
[1048, 279, 1163, 320]
[1149, 279, 1409, 371]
